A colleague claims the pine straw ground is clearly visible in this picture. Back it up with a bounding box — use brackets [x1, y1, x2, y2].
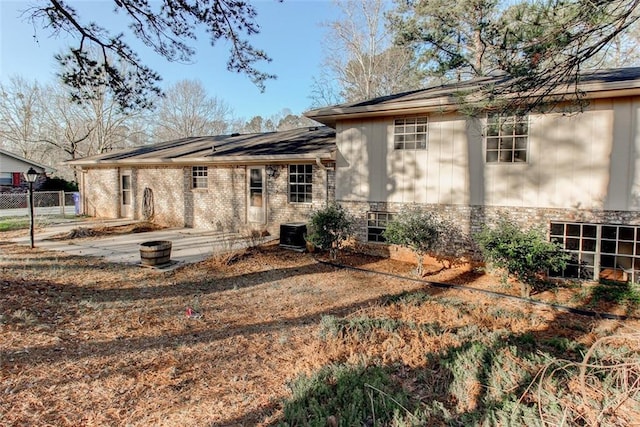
[1, 233, 639, 426]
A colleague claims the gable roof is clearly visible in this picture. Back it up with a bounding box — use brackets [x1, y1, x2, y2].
[0, 147, 56, 173]
[305, 67, 640, 127]
[68, 126, 336, 167]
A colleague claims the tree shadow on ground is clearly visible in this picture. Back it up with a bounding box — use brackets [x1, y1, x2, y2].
[253, 271, 639, 426]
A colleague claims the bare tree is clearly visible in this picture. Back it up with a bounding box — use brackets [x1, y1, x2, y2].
[272, 109, 317, 131]
[152, 80, 233, 140]
[38, 84, 94, 181]
[586, 15, 640, 68]
[23, 0, 279, 110]
[240, 116, 265, 134]
[84, 83, 143, 153]
[0, 76, 47, 161]
[311, 0, 421, 106]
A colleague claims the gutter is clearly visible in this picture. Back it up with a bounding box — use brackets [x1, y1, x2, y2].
[306, 84, 640, 127]
[67, 152, 337, 168]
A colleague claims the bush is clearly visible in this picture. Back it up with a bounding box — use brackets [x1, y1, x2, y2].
[475, 218, 568, 297]
[383, 206, 471, 275]
[383, 206, 441, 276]
[40, 176, 78, 191]
[306, 203, 354, 260]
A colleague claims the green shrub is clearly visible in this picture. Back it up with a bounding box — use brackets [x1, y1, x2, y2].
[475, 218, 569, 297]
[430, 217, 476, 267]
[383, 206, 441, 276]
[306, 203, 354, 260]
[383, 206, 472, 275]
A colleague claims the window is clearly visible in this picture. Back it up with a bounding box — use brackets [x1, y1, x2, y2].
[550, 222, 640, 283]
[192, 166, 208, 189]
[550, 222, 597, 280]
[121, 174, 131, 206]
[367, 212, 394, 243]
[485, 114, 528, 163]
[289, 164, 313, 203]
[394, 117, 427, 150]
[0, 172, 11, 186]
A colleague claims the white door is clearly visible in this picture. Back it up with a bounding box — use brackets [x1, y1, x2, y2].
[247, 167, 265, 223]
[120, 170, 133, 218]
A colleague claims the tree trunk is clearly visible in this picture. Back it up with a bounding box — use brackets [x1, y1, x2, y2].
[416, 253, 424, 277]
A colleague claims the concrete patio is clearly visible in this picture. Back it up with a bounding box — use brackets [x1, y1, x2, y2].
[8, 219, 269, 269]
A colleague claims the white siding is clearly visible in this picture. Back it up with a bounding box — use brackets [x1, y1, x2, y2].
[335, 96, 640, 211]
[0, 153, 45, 174]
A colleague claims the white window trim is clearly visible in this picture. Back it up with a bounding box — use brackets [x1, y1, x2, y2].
[393, 116, 428, 151]
[484, 113, 529, 164]
[191, 166, 208, 189]
[367, 211, 395, 243]
[288, 164, 313, 204]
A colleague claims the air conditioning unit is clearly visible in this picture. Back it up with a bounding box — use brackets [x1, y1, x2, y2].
[279, 222, 307, 251]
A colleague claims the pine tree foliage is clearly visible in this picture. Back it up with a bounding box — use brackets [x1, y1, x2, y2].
[390, 0, 640, 111]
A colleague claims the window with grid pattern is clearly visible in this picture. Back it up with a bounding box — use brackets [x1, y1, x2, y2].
[550, 222, 597, 280]
[367, 212, 394, 242]
[192, 166, 208, 189]
[485, 114, 528, 163]
[550, 222, 640, 283]
[289, 164, 312, 203]
[393, 117, 427, 150]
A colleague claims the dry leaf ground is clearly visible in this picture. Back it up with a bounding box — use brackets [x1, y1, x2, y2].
[1, 232, 638, 426]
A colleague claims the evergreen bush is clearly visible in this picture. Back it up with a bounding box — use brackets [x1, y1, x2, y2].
[306, 203, 354, 260]
[475, 218, 568, 297]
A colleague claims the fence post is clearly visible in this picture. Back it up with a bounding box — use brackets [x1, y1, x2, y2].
[59, 191, 65, 215]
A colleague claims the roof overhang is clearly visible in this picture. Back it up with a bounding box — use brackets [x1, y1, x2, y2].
[305, 76, 640, 127]
[0, 148, 56, 173]
[67, 151, 336, 168]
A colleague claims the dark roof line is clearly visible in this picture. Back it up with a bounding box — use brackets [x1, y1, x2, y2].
[68, 126, 336, 166]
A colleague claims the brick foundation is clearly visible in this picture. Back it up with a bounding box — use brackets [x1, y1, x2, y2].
[339, 200, 640, 259]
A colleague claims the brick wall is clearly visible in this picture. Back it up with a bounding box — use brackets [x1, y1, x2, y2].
[83, 168, 119, 218]
[81, 163, 336, 233]
[134, 167, 185, 226]
[265, 163, 335, 234]
[339, 200, 640, 255]
[190, 166, 246, 230]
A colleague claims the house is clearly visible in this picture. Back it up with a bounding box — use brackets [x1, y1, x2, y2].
[305, 67, 640, 283]
[67, 126, 336, 234]
[0, 148, 54, 192]
[69, 67, 640, 283]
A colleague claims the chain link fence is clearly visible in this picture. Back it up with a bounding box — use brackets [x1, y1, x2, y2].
[0, 191, 79, 218]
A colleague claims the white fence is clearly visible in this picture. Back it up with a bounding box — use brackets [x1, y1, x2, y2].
[0, 191, 79, 218]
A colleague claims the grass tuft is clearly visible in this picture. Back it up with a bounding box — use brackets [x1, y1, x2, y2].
[281, 364, 417, 426]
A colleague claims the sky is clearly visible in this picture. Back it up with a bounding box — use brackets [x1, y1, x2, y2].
[0, 0, 342, 119]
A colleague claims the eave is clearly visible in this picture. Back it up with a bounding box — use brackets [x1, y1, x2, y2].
[306, 78, 640, 127]
[68, 151, 337, 168]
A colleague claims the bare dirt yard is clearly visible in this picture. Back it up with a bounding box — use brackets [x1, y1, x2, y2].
[1, 228, 639, 426]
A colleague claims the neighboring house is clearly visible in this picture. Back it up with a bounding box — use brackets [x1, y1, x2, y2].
[305, 67, 640, 283]
[67, 126, 336, 234]
[0, 148, 54, 192]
